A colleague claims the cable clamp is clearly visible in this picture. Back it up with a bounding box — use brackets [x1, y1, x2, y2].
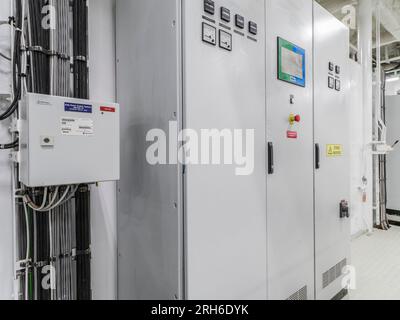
[27, 45, 52, 56]
[27, 45, 45, 53]
[60, 252, 72, 259]
[34, 261, 49, 268]
[58, 53, 70, 60]
[9, 118, 21, 133]
[50, 251, 74, 262]
[15, 259, 32, 271]
[49, 50, 58, 57]
[74, 55, 87, 62]
[72, 248, 91, 260]
[10, 151, 20, 163]
[8, 16, 15, 26]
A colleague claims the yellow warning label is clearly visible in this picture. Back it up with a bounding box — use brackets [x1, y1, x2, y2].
[327, 144, 343, 157]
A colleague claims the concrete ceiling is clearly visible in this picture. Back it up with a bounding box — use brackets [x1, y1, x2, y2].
[316, 0, 400, 71]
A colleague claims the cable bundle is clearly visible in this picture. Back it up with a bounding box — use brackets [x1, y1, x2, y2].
[12, 0, 92, 301]
[73, 0, 88, 99]
[51, 0, 71, 97]
[27, 0, 50, 94]
[75, 185, 91, 300]
[0, 1, 22, 122]
[72, 0, 91, 301]
[49, 187, 76, 300]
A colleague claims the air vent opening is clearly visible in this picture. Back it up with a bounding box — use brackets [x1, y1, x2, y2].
[322, 259, 347, 289]
[287, 286, 308, 300]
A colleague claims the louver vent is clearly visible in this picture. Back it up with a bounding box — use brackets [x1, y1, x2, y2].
[287, 286, 308, 300]
[322, 259, 347, 289]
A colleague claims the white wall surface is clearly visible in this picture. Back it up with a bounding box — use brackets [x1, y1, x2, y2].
[349, 60, 373, 236]
[88, 0, 117, 300]
[386, 79, 400, 96]
[0, 0, 14, 300]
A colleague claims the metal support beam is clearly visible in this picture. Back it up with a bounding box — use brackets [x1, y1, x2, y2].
[358, 0, 374, 232]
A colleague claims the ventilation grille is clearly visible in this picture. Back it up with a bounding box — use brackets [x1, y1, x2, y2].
[287, 286, 308, 300]
[322, 259, 347, 289]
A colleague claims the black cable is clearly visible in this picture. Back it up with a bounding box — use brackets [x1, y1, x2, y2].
[0, 51, 11, 61]
[0, 0, 22, 121]
[0, 139, 19, 150]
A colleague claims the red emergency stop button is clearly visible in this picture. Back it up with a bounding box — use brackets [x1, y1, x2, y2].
[289, 114, 301, 125]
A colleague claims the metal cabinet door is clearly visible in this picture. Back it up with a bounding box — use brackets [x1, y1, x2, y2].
[117, 0, 183, 300]
[183, 0, 267, 300]
[313, 3, 351, 300]
[265, 0, 315, 300]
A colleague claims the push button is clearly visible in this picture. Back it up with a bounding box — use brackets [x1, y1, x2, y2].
[235, 14, 245, 29]
[335, 79, 341, 91]
[221, 7, 230, 22]
[289, 114, 301, 125]
[249, 21, 257, 35]
[204, 0, 215, 15]
[328, 76, 335, 89]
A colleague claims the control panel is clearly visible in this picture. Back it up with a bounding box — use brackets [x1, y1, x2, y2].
[328, 61, 341, 92]
[277, 37, 306, 87]
[19, 93, 120, 187]
[201, 0, 259, 52]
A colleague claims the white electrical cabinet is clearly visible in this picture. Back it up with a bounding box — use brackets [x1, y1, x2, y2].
[386, 96, 400, 213]
[117, 0, 266, 300]
[265, 0, 315, 300]
[19, 93, 120, 187]
[265, 1, 350, 301]
[313, 3, 350, 300]
[117, 0, 351, 301]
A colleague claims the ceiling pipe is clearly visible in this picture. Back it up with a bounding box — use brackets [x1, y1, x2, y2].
[358, 0, 374, 232]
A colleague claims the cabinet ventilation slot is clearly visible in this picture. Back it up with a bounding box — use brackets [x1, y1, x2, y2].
[287, 286, 307, 300]
[322, 259, 347, 289]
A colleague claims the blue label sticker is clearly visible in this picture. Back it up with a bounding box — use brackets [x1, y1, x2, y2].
[64, 102, 92, 114]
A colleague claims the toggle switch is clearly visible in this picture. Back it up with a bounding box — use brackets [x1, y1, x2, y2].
[289, 114, 301, 125]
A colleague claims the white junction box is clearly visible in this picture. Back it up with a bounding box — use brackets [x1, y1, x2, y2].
[19, 93, 120, 187]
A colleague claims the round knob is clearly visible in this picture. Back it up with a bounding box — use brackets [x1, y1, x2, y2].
[289, 114, 301, 125]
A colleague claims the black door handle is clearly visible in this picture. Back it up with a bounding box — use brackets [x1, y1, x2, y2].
[315, 143, 320, 170]
[268, 142, 274, 174]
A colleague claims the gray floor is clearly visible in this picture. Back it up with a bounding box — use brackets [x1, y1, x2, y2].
[350, 225, 400, 300]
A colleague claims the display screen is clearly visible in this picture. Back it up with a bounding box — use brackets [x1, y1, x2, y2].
[281, 47, 303, 79]
[278, 37, 306, 87]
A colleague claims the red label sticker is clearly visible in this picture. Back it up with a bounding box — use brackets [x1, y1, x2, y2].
[100, 106, 116, 113]
[287, 131, 298, 139]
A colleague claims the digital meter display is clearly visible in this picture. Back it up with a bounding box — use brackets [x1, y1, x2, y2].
[277, 37, 306, 87]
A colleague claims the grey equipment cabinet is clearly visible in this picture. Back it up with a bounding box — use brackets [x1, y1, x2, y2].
[117, 0, 267, 300]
